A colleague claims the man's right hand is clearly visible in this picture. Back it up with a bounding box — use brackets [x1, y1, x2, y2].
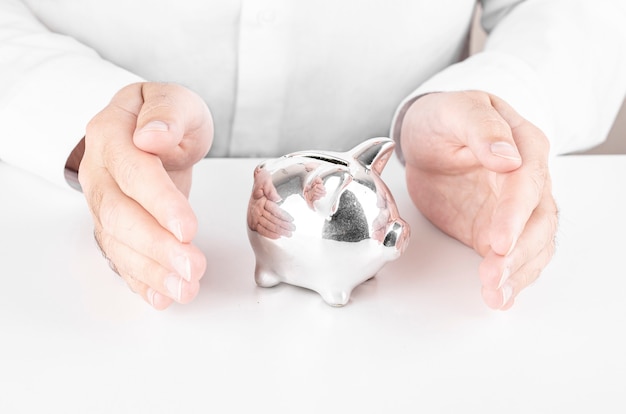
[78, 82, 213, 310]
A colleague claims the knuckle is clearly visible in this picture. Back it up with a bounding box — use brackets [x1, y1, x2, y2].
[86, 113, 105, 137]
[533, 129, 551, 154]
[478, 117, 511, 140]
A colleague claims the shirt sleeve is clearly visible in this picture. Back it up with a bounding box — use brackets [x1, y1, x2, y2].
[0, 0, 143, 189]
[390, 0, 626, 160]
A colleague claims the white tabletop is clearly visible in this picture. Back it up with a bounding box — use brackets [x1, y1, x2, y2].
[1, 154, 625, 413]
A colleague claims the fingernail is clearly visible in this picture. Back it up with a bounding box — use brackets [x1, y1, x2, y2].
[497, 266, 511, 289]
[506, 235, 518, 256]
[146, 287, 157, 307]
[169, 220, 184, 242]
[140, 120, 169, 132]
[490, 142, 521, 161]
[173, 255, 192, 282]
[500, 283, 513, 308]
[165, 274, 183, 302]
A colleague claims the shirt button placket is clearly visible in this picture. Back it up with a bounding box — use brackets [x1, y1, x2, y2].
[230, 0, 289, 157]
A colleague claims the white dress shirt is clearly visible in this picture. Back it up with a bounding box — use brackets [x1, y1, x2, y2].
[1, 0, 625, 188]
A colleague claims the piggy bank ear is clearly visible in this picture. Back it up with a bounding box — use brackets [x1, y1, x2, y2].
[350, 137, 395, 175]
[303, 166, 352, 218]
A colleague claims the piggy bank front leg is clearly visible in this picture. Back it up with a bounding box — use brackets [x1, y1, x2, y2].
[254, 263, 282, 288]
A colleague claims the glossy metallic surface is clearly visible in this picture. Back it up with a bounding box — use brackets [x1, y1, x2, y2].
[247, 137, 410, 306]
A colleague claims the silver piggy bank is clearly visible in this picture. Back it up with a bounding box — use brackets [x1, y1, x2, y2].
[246, 137, 410, 306]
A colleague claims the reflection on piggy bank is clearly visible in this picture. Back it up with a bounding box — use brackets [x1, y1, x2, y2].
[246, 137, 410, 306]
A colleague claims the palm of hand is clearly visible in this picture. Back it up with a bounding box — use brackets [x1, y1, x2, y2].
[406, 148, 501, 257]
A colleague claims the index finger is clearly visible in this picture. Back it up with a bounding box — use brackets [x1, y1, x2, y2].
[105, 139, 197, 242]
[488, 96, 551, 256]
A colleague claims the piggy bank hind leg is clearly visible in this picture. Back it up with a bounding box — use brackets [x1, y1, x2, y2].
[254, 262, 282, 288]
[318, 288, 351, 307]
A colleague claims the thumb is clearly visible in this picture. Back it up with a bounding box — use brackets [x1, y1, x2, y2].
[459, 92, 522, 173]
[135, 119, 178, 154]
[133, 83, 213, 167]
